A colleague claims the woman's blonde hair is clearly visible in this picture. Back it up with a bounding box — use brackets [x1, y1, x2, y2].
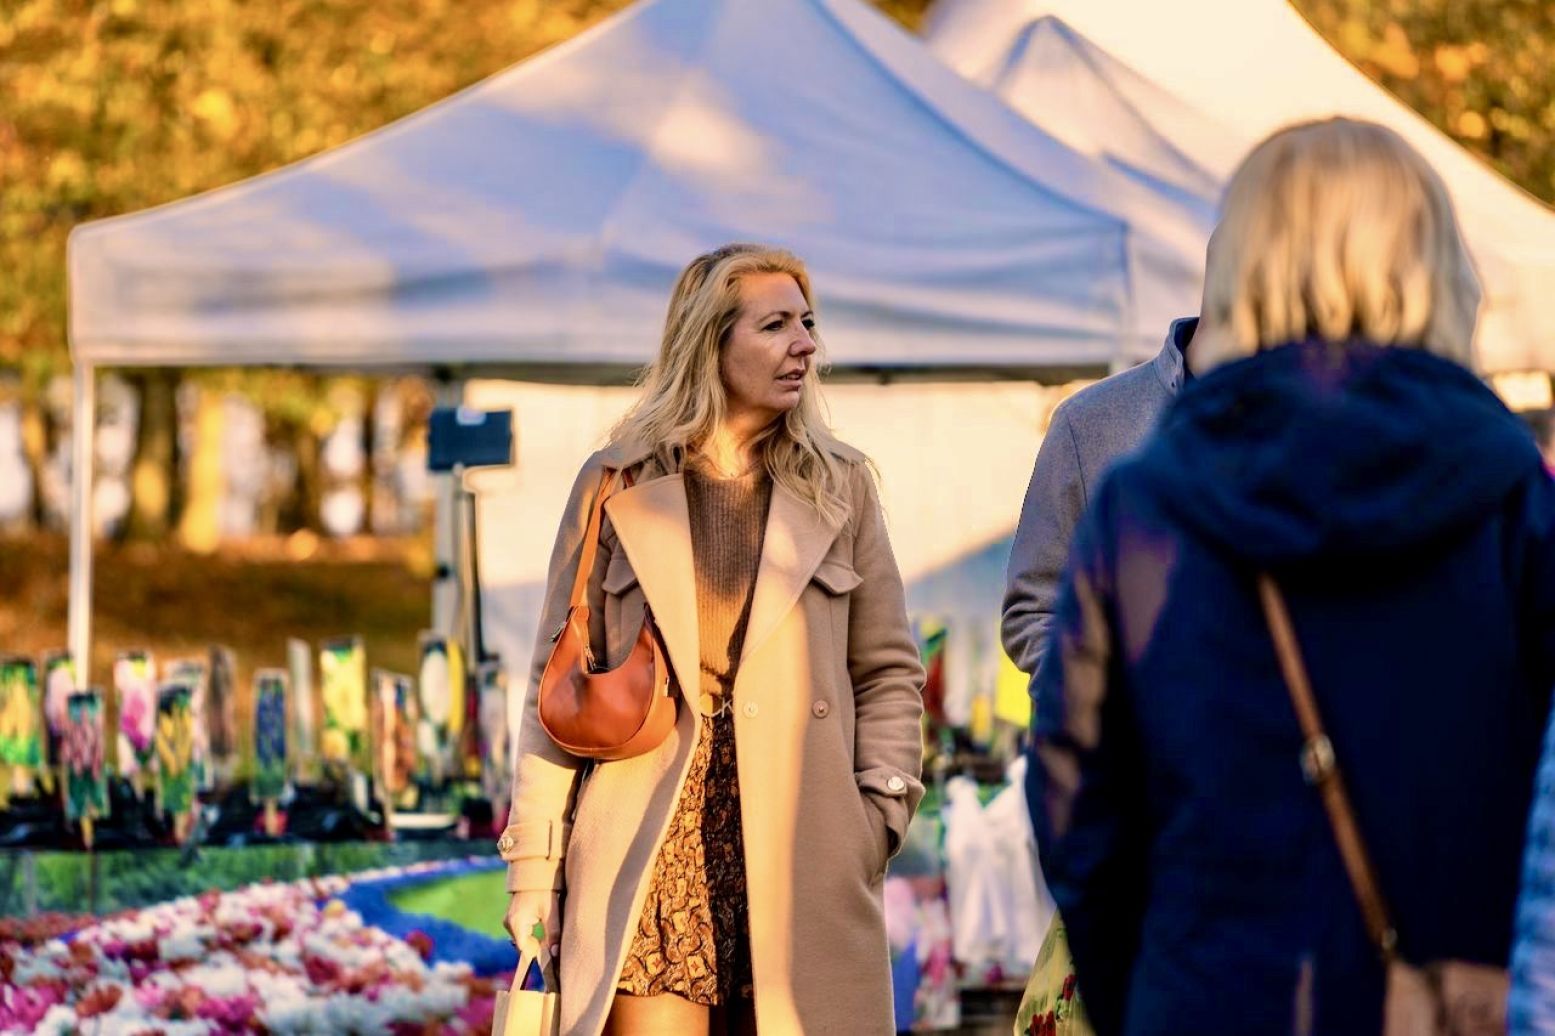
[1195, 117, 1481, 372]
[609, 243, 852, 525]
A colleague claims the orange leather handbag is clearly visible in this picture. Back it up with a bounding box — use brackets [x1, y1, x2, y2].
[538, 469, 677, 761]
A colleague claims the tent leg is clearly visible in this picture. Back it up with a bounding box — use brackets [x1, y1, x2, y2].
[68, 362, 96, 685]
[430, 376, 464, 637]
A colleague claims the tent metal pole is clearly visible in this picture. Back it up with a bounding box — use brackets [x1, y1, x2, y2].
[431, 376, 464, 637]
[68, 362, 96, 685]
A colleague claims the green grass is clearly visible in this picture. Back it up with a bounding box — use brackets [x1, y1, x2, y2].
[388, 868, 510, 939]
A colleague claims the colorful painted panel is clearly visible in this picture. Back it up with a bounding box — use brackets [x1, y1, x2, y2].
[372, 670, 418, 809]
[113, 650, 157, 784]
[62, 690, 108, 823]
[155, 682, 198, 818]
[0, 657, 45, 803]
[319, 637, 368, 771]
[415, 633, 463, 785]
[42, 651, 75, 771]
[252, 669, 289, 801]
[0, 657, 43, 768]
[165, 659, 211, 790]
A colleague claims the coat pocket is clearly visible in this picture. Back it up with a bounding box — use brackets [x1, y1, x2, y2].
[811, 559, 862, 596]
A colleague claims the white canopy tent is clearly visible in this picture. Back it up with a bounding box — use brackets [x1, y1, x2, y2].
[66, 0, 1215, 687]
[924, 0, 1555, 376]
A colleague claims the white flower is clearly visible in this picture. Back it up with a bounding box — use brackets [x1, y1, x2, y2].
[157, 930, 206, 962]
[321, 991, 397, 1034]
[178, 962, 248, 999]
[32, 1004, 79, 1036]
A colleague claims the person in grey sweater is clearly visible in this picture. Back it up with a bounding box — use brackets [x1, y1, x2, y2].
[1002, 317, 1197, 688]
[1002, 316, 1195, 840]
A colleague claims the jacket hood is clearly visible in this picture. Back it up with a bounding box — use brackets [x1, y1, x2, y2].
[1134, 340, 1543, 568]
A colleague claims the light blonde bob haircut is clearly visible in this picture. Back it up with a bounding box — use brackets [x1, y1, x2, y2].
[609, 243, 851, 526]
[1194, 117, 1482, 373]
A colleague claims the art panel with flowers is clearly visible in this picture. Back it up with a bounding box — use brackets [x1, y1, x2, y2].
[41, 651, 75, 777]
[0, 656, 47, 804]
[113, 650, 157, 791]
[371, 669, 419, 812]
[61, 690, 108, 824]
[164, 658, 212, 792]
[319, 636, 369, 775]
[252, 669, 290, 802]
[155, 682, 199, 820]
[415, 632, 463, 787]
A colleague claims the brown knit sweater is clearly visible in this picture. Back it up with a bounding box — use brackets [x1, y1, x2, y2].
[683, 458, 773, 717]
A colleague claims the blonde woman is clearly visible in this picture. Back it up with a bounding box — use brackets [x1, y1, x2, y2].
[499, 244, 925, 1036]
[1029, 118, 1555, 1033]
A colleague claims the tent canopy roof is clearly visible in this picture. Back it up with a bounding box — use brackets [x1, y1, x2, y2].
[926, 0, 1555, 374]
[69, 0, 1210, 379]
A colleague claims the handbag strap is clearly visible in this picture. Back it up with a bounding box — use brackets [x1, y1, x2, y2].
[566, 467, 635, 610]
[1257, 574, 1400, 963]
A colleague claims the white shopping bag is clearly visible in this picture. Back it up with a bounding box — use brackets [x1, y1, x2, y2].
[492, 947, 560, 1036]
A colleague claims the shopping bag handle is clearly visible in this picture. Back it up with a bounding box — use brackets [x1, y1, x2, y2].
[517, 943, 559, 994]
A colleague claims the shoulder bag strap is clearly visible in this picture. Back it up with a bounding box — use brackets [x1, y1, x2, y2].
[565, 467, 636, 610]
[1257, 574, 1400, 963]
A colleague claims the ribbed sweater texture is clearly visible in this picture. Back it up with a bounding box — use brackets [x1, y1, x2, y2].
[683, 459, 773, 717]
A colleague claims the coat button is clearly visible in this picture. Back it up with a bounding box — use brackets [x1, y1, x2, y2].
[812, 700, 830, 718]
[886, 776, 906, 794]
[742, 702, 759, 718]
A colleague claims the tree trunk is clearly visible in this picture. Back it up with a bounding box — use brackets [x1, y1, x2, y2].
[177, 387, 224, 553]
[125, 370, 179, 542]
[359, 380, 377, 537]
[19, 397, 47, 531]
[284, 421, 323, 534]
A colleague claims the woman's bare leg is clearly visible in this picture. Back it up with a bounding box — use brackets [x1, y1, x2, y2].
[604, 992, 710, 1036]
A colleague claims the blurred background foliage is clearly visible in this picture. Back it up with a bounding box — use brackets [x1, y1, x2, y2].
[0, 0, 1544, 565]
[1297, 0, 1555, 206]
[0, 0, 938, 392]
[0, 0, 1546, 389]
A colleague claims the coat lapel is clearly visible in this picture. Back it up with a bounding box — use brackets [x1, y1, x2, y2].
[741, 483, 844, 665]
[603, 474, 699, 707]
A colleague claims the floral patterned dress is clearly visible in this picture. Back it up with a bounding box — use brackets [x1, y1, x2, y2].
[616, 461, 769, 1005]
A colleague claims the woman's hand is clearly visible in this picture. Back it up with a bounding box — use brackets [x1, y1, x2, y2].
[504, 890, 562, 963]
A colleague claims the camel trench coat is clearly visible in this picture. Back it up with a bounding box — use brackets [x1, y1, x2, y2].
[499, 437, 926, 1036]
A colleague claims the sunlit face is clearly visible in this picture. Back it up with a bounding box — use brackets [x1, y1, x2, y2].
[720, 272, 817, 428]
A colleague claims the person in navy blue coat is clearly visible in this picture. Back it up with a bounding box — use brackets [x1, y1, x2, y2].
[1030, 117, 1555, 1035]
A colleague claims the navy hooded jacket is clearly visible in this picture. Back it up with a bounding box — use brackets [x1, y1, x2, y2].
[1030, 340, 1555, 1035]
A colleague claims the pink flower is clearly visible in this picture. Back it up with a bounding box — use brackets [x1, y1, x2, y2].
[120, 693, 153, 754]
[405, 929, 434, 962]
[133, 983, 168, 1012]
[196, 992, 258, 1027]
[303, 954, 342, 988]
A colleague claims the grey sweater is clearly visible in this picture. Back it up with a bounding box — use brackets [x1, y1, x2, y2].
[1001, 318, 1196, 691]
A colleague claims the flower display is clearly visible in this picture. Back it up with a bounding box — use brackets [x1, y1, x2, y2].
[0, 862, 508, 1035]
